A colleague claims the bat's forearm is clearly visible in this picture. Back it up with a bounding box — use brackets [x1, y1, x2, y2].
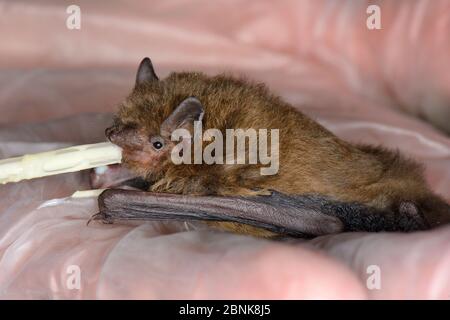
[94, 190, 429, 238]
[95, 189, 344, 237]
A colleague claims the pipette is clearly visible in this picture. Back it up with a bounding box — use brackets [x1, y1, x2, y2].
[0, 142, 122, 184]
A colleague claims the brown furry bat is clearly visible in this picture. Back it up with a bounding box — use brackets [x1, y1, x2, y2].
[94, 57, 449, 238]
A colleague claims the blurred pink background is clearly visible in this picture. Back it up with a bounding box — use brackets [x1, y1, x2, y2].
[0, 0, 449, 299]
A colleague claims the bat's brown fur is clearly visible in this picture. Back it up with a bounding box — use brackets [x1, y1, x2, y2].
[108, 60, 449, 236]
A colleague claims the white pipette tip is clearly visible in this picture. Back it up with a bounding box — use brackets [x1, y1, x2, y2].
[0, 142, 122, 184]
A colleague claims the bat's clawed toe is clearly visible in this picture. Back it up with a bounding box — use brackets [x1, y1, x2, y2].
[86, 212, 113, 226]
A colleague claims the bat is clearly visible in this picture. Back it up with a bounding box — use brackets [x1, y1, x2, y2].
[91, 57, 449, 237]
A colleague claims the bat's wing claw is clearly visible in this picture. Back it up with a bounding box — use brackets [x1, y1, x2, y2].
[86, 212, 113, 226]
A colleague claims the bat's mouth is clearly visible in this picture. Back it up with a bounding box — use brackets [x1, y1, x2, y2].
[120, 147, 162, 177]
[90, 164, 150, 191]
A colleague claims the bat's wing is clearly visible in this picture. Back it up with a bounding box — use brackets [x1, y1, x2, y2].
[93, 189, 429, 238]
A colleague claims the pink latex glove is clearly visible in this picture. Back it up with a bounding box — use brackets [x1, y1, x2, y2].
[0, 181, 449, 299]
[0, 114, 448, 299]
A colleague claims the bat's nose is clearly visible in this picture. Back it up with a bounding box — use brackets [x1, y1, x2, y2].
[105, 126, 121, 143]
[105, 126, 115, 140]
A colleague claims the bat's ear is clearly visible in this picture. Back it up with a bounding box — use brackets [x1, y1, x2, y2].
[135, 57, 158, 85]
[161, 97, 204, 136]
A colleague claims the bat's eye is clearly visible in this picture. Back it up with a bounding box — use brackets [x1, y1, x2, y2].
[153, 141, 163, 149]
[150, 136, 164, 150]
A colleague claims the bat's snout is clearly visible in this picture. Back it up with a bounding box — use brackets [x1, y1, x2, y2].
[105, 126, 115, 141]
[105, 126, 123, 144]
[105, 125, 143, 149]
